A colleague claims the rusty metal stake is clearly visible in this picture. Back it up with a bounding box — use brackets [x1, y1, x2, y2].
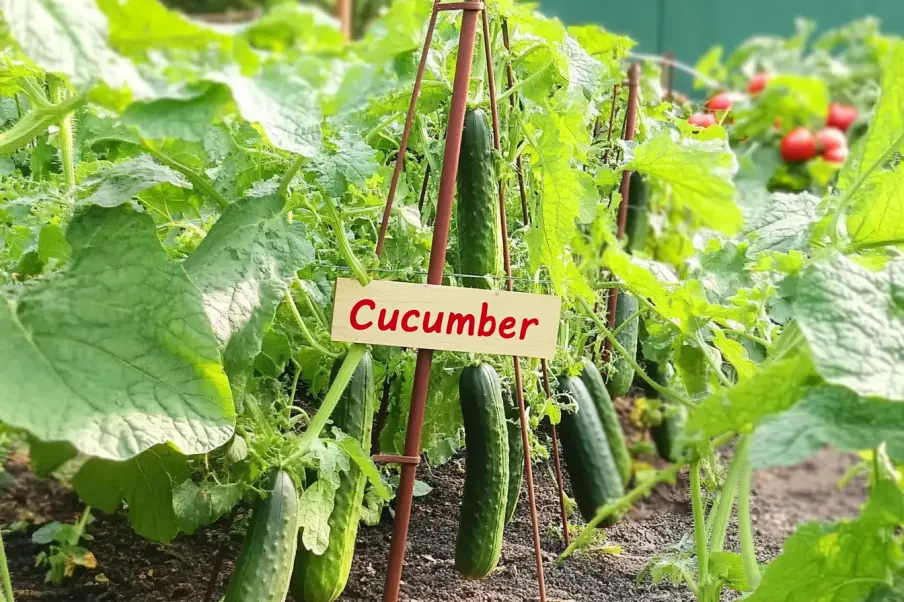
[501, 15, 568, 552]
[337, 0, 352, 40]
[375, 1, 442, 257]
[602, 63, 640, 364]
[380, 6, 482, 602]
[483, 11, 547, 601]
[541, 361, 569, 547]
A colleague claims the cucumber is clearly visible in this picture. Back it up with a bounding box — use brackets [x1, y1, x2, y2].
[643, 361, 687, 463]
[557, 376, 625, 525]
[456, 108, 502, 290]
[292, 352, 375, 602]
[455, 364, 509, 579]
[579, 359, 632, 486]
[651, 402, 687, 463]
[607, 293, 639, 397]
[625, 171, 649, 254]
[501, 387, 524, 525]
[224, 470, 299, 602]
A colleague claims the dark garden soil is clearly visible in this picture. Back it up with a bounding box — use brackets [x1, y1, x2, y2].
[0, 440, 866, 602]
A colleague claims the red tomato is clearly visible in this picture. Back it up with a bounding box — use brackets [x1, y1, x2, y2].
[823, 145, 849, 163]
[780, 127, 817, 163]
[817, 127, 847, 153]
[688, 113, 717, 128]
[706, 92, 740, 111]
[747, 73, 770, 95]
[826, 103, 858, 131]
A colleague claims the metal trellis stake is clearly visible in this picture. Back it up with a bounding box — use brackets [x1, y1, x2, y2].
[500, 16, 570, 550]
[369, 3, 548, 602]
[603, 63, 640, 363]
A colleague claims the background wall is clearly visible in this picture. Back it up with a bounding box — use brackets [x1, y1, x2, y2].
[538, 0, 904, 88]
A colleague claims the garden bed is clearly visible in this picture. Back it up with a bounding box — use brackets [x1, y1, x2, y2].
[1, 446, 864, 602]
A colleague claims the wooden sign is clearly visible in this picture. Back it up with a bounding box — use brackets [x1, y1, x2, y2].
[330, 278, 561, 359]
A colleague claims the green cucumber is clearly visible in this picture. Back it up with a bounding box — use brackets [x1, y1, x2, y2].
[642, 361, 687, 463]
[501, 387, 524, 525]
[607, 293, 639, 397]
[558, 376, 625, 525]
[455, 364, 509, 579]
[579, 359, 632, 486]
[651, 402, 687, 463]
[292, 352, 375, 602]
[224, 469, 299, 602]
[456, 108, 502, 290]
[625, 171, 649, 254]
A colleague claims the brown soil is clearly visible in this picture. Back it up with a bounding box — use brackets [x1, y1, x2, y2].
[0, 443, 865, 602]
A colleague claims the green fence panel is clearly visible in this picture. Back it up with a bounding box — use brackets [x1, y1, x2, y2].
[539, 0, 904, 91]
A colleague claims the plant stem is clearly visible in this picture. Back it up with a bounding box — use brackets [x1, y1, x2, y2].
[323, 197, 371, 286]
[286, 344, 367, 463]
[284, 288, 340, 358]
[578, 297, 695, 408]
[627, 52, 723, 89]
[558, 461, 685, 562]
[708, 435, 748, 553]
[845, 237, 904, 254]
[830, 129, 904, 243]
[496, 60, 554, 103]
[295, 277, 328, 328]
[720, 327, 770, 348]
[48, 77, 75, 194]
[74, 506, 92, 538]
[737, 462, 761, 591]
[690, 459, 708, 599]
[694, 334, 732, 388]
[143, 145, 229, 209]
[0, 518, 14, 602]
[0, 90, 86, 156]
[279, 155, 305, 199]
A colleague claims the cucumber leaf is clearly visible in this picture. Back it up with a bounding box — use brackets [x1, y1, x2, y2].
[184, 195, 314, 406]
[80, 155, 191, 207]
[0, 205, 234, 460]
[747, 480, 904, 602]
[73, 445, 190, 542]
[750, 386, 904, 468]
[794, 253, 904, 401]
[626, 130, 742, 235]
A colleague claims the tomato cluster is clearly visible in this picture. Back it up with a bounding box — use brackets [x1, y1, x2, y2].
[685, 73, 859, 166]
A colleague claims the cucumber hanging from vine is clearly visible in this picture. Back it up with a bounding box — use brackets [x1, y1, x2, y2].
[455, 364, 509, 578]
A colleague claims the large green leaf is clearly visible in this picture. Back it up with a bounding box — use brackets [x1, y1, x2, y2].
[184, 195, 314, 399]
[80, 155, 191, 207]
[744, 192, 821, 256]
[208, 66, 321, 156]
[794, 253, 904, 401]
[687, 349, 816, 438]
[73, 445, 191, 542]
[96, 0, 257, 69]
[0, 0, 150, 96]
[0, 206, 234, 460]
[525, 112, 592, 295]
[839, 41, 904, 191]
[309, 130, 379, 196]
[751, 386, 904, 468]
[748, 481, 904, 602]
[122, 85, 230, 142]
[627, 131, 742, 234]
